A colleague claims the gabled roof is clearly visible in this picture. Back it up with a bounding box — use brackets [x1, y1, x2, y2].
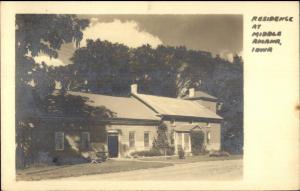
[183, 90, 217, 100]
[68, 91, 160, 121]
[132, 93, 222, 120]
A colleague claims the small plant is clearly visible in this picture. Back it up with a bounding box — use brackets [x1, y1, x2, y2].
[191, 130, 205, 155]
[130, 149, 162, 157]
[209, 150, 230, 157]
[177, 145, 185, 159]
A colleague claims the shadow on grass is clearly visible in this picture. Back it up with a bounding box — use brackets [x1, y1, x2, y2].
[16, 160, 173, 181]
[138, 154, 243, 164]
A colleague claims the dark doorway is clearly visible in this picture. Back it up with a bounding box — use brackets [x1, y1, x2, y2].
[107, 135, 119, 158]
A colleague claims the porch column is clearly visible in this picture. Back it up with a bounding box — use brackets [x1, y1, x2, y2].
[188, 133, 192, 153]
[118, 133, 121, 158]
[181, 133, 184, 149]
[174, 132, 177, 154]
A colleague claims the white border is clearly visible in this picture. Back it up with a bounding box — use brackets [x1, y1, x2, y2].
[1, 1, 299, 190]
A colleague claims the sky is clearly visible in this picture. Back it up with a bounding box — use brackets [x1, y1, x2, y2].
[34, 14, 243, 66]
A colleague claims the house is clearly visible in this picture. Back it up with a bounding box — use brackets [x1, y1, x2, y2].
[25, 84, 222, 165]
[131, 85, 222, 154]
[66, 90, 161, 158]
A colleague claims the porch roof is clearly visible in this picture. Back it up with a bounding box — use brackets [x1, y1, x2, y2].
[174, 125, 206, 132]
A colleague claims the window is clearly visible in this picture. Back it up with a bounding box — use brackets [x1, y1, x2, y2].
[55, 132, 64, 150]
[217, 102, 223, 111]
[144, 132, 150, 147]
[206, 131, 211, 144]
[81, 132, 90, 150]
[129, 131, 135, 147]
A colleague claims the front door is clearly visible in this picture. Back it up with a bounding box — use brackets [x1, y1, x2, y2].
[107, 135, 119, 158]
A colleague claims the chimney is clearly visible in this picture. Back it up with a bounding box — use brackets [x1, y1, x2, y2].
[131, 84, 138, 94]
[189, 88, 195, 97]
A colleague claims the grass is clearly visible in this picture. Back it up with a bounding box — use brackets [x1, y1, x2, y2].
[16, 155, 243, 181]
[16, 160, 172, 181]
[138, 154, 243, 164]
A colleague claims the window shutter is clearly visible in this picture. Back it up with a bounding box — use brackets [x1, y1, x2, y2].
[144, 132, 150, 147]
[129, 131, 135, 147]
[55, 132, 64, 150]
[81, 132, 90, 150]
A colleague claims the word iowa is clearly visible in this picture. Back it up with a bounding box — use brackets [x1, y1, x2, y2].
[252, 47, 273, 53]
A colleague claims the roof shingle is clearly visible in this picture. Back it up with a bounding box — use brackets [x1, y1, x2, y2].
[68, 91, 160, 121]
[133, 93, 222, 119]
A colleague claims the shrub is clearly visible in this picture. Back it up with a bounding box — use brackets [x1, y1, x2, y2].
[152, 122, 175, 156]
[209, 150, 230, 157]
[190, 130, 205, 155]
[166, 146, 175, 156]
[130, 151, 142, 158]
[148, 149, 162, 156]
[178, 145, 185, 159]
[159, 146, 175, 156]
[152, 122, 169, 150]
[131, 149, 162, 157]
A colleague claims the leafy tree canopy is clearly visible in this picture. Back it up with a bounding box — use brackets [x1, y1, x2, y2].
[69, 39, 243, 153]
[16, 14, 90, 119]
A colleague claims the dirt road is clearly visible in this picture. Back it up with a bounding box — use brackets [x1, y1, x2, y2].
[57, 159, 242, 181]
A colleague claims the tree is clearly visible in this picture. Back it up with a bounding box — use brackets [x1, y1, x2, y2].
[152, 122, 173, 155]
[154, 122, 169, 147]
[15, 14, 90, 168]
[40, 93, 115, 119]
[70, 39, 131, 95]
[153, 45, 187, 97]
[16, 14, 90, 117]
[71, 41, 189, 97]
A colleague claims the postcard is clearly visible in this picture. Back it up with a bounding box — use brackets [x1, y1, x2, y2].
[1, 1, 299, 190]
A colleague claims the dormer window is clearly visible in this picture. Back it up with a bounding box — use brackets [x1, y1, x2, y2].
[217, 102, 223, 111]
[170, 119, 176, 126]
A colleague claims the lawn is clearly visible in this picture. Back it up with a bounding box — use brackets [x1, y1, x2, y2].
[16, 160, 172, 181]
[138, 154, 243, 164]
[16, 155, 242, 181]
